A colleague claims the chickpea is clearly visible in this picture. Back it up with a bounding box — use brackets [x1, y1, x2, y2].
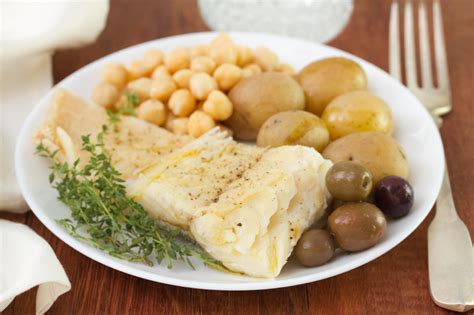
[171, 117, 189, 135]
[126, 77, 152, 101]
[114, 94, 127, 111]
[209, 44, 238, 66]
[102, 63, 128, 89]
[202, 90, 233, 121]
[150, 76, 177, 101]
[151, 65, 171, 80]
[190, 56, 216, 74]
[92, 82, 120, 108]
[128, 59, 148, 80]
[187, 110, 216, 138]
[189, 73, 217, 100]
[143, 49, 164, 72]
[168, 89, 196, 117]
[237, 45, 254, 67]
[164, 48, 190, 74]
[191, 44, 210, 57]
[210, 33, 234, 47]
[213, 63, 242, 91]
[165, 111, 177, 131]
[279, 63, 295, 76]
[241, 63, 262, 78]
[254, 46, 279, 71]
[136, 99, 166, 126]
[172, 69, 193, 89]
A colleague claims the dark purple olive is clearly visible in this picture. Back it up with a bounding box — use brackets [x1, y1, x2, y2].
[375, 176, 414, 218]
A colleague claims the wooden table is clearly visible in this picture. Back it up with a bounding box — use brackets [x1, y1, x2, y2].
[3, 0, 473, 313]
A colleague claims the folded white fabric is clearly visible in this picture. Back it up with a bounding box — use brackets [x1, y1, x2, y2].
[0, 220, 71, 314]
[0, 0, 109, 313]
[1, 0, 109, 212]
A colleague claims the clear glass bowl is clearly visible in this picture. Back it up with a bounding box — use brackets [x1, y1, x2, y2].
[198, 0, 354, 43]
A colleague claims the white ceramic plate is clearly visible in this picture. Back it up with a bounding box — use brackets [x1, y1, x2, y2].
[16, 32, 444, 291]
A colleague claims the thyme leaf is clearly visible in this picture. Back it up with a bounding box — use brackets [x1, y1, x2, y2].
[36, 119, 224, 270]
[108, 91, 140, 121]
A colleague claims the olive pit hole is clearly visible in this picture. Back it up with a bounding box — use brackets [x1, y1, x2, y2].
[362, 176, 370, 188]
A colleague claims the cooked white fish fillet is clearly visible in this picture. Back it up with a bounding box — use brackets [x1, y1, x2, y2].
[35, 90, 189, 179]
[128, 130, 332, 278]
[127, 129, 264, 229]
[190, 146, 332, 278]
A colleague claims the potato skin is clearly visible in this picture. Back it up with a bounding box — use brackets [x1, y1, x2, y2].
[257, 110, 329, 152]
[297, 57, 367, 116]
[322, 91, 393, 140]
[226, 72, 305, 140]
[322, 132, 408, 185]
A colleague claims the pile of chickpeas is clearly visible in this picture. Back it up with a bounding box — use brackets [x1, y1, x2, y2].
[92, 33, 294, 138]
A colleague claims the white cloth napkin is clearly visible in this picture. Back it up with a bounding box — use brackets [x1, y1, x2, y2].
[0, 220, 71, 314]
[1, 0, 109, 212]
[0, 1, 109, 313]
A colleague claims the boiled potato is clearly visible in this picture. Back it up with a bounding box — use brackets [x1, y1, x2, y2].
[297, 57, 367, 115]
[322, 132, 408, 184]
[257, 110, 329, 152]
[322, 91, 393, 140]
[226, 72, 305, 140]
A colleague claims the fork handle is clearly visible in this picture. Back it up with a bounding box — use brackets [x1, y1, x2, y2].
[435, 163, 460, 222]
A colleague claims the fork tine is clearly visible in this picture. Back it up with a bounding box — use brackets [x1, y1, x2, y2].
[418, 0, 433, 88]
[433, 0, 450, 89]
[404, 0, 418, 89]
[389, 1, 401, 80]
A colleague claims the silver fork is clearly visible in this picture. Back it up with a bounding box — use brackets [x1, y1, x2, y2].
[389, 0, 473, 312]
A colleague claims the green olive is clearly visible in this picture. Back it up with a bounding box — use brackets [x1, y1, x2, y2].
[326, 161, 373, 201]
[328, 202, 386, 252]
[295, 229, 336, 267]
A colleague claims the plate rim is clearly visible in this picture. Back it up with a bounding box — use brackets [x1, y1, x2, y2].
[15, 31, 445, 291]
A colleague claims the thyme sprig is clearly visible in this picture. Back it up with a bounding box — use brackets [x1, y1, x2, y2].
[36, 118, 223, 270]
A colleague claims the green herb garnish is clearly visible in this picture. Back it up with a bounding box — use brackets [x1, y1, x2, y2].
[36, 120, 223, 270]
[121, 91, 139, 115]
[108, 91, 140, 121]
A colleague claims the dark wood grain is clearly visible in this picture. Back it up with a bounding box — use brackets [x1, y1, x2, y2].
[3, 0, 472, 313]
